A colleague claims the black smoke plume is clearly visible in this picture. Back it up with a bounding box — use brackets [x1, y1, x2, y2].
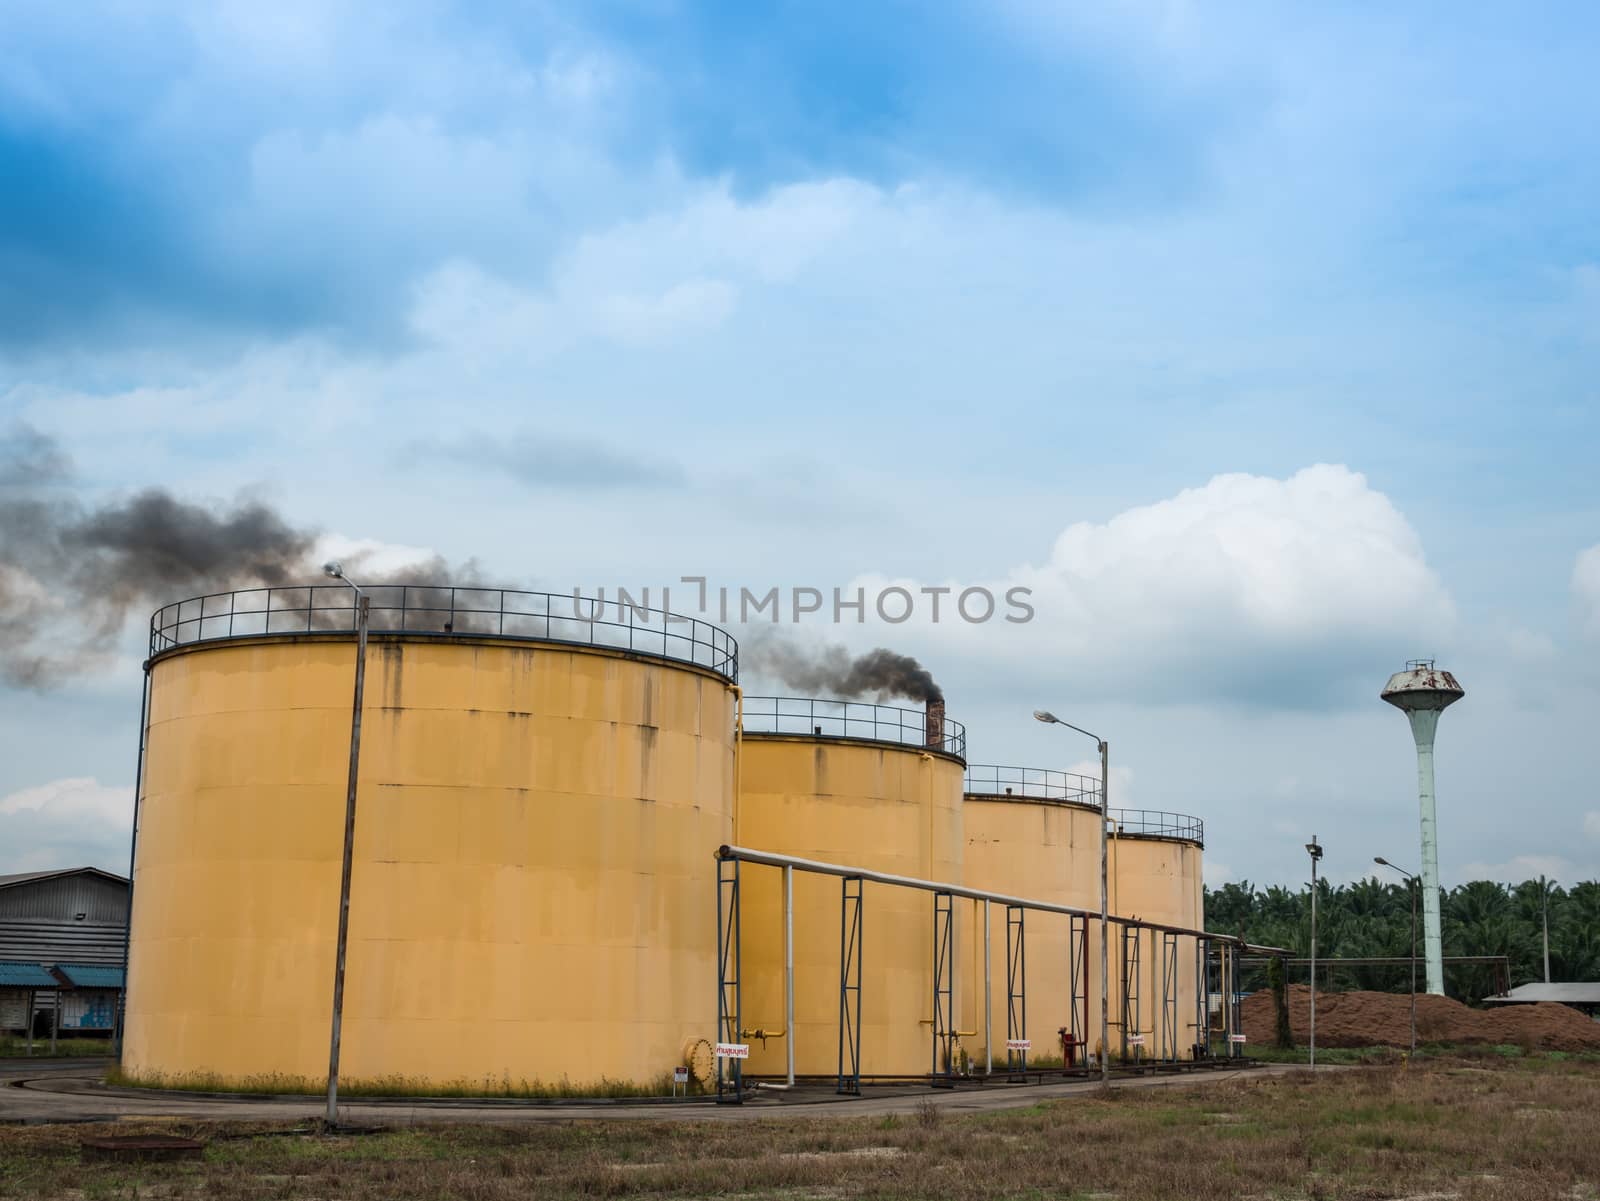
[0, 424, 468, 687]
[743, 630, 942, 703]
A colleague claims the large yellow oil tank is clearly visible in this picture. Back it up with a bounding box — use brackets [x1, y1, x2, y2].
[1106, 811, 1206, 1060]
[962, 767, 1102, 1067]
[735, 698, 964, 1078]
[124, 586, 738, 1091]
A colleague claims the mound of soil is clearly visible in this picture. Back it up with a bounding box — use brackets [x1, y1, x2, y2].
[1240, 984, 1600, 1052]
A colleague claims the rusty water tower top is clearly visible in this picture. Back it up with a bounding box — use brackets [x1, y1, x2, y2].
[1381, 659, 1465, 712]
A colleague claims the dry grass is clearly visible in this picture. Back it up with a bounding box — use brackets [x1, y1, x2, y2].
[105, 1066, 685, 1099]
[3, 1054, 1598, 1200]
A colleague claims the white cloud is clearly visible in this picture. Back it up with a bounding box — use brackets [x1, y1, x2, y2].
[1455, 854, 1586, 886]
[1203, 860, 1236, 889]
[851, 464, 1454, 705]
[0, 777, 132, 876]
[1066, 758, 1135, 808]
[408, 179, 875, 358]
[311, 534, 446, 579]
[1573, 544, 1600, 637]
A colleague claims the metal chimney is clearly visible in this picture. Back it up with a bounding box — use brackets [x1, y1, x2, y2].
[924, 699, 946, 750]
[1381, 659, 1464, 996]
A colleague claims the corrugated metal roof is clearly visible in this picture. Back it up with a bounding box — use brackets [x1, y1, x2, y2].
[1483, 982, 1600, 1005]
[0, 960, 58, 988]
[53, 963, 124, 989]
[0, 867, 128, 890]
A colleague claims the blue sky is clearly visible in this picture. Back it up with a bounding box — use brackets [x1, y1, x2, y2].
[2, 1, 1598, 889]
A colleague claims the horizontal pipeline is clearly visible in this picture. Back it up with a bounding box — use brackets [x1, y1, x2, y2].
[715, 844, 1288, 956]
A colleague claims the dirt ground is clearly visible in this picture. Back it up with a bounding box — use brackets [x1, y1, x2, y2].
[1242, 983, 1600, 1051]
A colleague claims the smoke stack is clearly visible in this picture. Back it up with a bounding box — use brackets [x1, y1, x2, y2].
[924, 698, 946, 749]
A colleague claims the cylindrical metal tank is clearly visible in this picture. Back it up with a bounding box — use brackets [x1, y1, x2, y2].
[962, 767, 1102, 1068]
[1106, 811, 1205, 1060]
[735, 697, 965, 1078]
[123, 585, 738, 1091]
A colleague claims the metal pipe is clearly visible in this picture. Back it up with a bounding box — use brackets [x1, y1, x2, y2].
[115, 661, 152, 1065]
[983, 897, 992, 1075]
[326, 590, 370, 1127]
[784, 862, 795, 1087]
[715, 845, 1259, 946]
[730, 685, 743, 846]
[1099, 738, 1109, 1088]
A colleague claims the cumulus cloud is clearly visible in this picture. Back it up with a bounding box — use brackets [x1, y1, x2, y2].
[853, 465, 1454, 706]
[1573, 544, 1600, 637]
[0, 777, 132, 875]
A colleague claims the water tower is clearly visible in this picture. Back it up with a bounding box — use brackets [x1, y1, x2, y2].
[1381, 660, 1464, 996]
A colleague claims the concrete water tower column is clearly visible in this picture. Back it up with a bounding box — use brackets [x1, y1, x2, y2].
[1381, 661, 1465, 997]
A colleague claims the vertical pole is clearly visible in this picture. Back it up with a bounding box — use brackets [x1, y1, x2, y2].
[784, 863, 795, 1087]
[326, 593, 369, 1127]
[1541, 877, 1551, 984]
[1099, 739, 1110, 1088]
[983, 897, 992, 1075]
[1409, 877, 1418, 1054]
[1308, 839, 1318, 1070]
[115, 664, 152, 1065]
[50, 990, 58, 1053]
[25, 989, 34, 1057]
[1407, 710, 1445, 995]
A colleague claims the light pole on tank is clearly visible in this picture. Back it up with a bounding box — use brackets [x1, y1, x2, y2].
[1033, 709, 1109, 1089]
[1374, 857, 1418, 1055]
[1305, 836, 1323, 1069]
[323, 561, 370, 1127]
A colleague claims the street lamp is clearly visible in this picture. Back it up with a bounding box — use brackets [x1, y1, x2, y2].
[1374, 857, 1418, 1054]
[322, 561, 370, 1127]
[1305, 836, 1323, 1069]
[1034, 709, 1109, 1089]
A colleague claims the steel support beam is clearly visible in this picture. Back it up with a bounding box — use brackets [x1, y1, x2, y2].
[837, 875, 863, 1096]
[716, 856, 742, 1103]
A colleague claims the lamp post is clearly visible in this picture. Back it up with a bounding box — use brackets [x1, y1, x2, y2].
[1034, 710, 1109, 1089]
[1374, 857, 1418, 1054]
[323, 562, 370, 1127]
[1305, 836, 1323, 1069]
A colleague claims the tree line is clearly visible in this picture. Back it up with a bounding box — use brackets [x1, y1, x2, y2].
[1204, 876, 1600, 1001]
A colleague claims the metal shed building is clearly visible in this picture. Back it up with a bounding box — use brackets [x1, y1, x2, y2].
[0, 868, 129, 1037]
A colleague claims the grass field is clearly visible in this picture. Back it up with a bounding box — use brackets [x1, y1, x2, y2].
[0, 1036, 112, 1059]
[1, 1053, 1595, 1199]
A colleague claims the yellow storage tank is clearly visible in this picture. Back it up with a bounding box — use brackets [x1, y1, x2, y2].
[735, 698, 965, 1079]
[123, 585, 738, 1092]
[1106, 811, 1206, 1061]
[962, 767, 1102, 1067]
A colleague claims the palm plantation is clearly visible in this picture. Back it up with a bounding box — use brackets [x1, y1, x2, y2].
[1205, 877, 1600, 998]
